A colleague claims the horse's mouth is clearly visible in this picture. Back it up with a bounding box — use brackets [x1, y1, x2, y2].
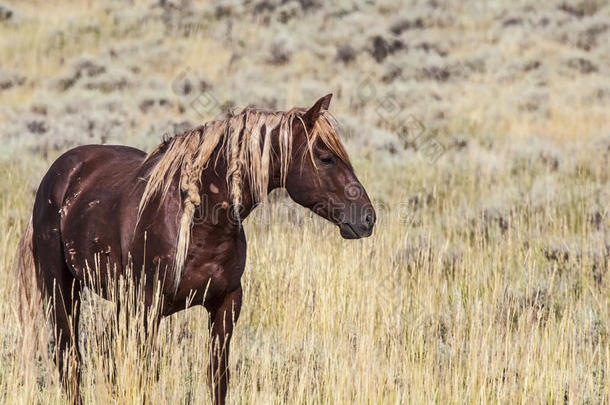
[340, 223, 369, 239]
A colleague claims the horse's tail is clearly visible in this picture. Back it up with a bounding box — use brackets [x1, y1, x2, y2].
[15, 217, 43, 343]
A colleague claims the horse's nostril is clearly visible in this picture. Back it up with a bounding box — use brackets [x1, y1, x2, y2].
[365, 213, 374, 227]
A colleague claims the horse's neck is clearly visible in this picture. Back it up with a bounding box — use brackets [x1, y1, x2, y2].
[197, 148, 263, 226]
[205, 134, 286, 225]
[142, 131, 284, 228]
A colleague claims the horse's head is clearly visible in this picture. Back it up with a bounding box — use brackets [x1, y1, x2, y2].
[284, 94, 376, 239]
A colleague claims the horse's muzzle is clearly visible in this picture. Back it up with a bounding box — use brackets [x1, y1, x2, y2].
[339, 210, 376, 239]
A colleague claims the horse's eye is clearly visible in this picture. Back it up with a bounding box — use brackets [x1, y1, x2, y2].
[319, 154, 336, 166]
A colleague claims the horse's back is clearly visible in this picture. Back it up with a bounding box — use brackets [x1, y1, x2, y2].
[34, 144, 146, 215]
[55, 144, 146, 169]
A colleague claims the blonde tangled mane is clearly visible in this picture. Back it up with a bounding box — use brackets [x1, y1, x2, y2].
[138, 107, 350, 292]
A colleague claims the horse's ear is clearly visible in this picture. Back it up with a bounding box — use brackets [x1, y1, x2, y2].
[303, 93, 333, 126]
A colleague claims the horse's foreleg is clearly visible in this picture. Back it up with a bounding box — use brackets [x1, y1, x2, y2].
[207, 286, 242, 405]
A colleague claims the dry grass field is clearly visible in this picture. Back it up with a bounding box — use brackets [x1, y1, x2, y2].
[0, 0, 609, 404]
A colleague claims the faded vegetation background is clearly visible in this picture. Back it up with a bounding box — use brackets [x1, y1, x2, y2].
[0, 0, 609, 404]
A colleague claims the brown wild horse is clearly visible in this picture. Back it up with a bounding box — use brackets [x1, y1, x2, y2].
[16, 94, 376, 404]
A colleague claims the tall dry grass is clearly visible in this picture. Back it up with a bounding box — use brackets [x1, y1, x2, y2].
[0, 142, 607, 404]
[1, 0, 609, 403]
